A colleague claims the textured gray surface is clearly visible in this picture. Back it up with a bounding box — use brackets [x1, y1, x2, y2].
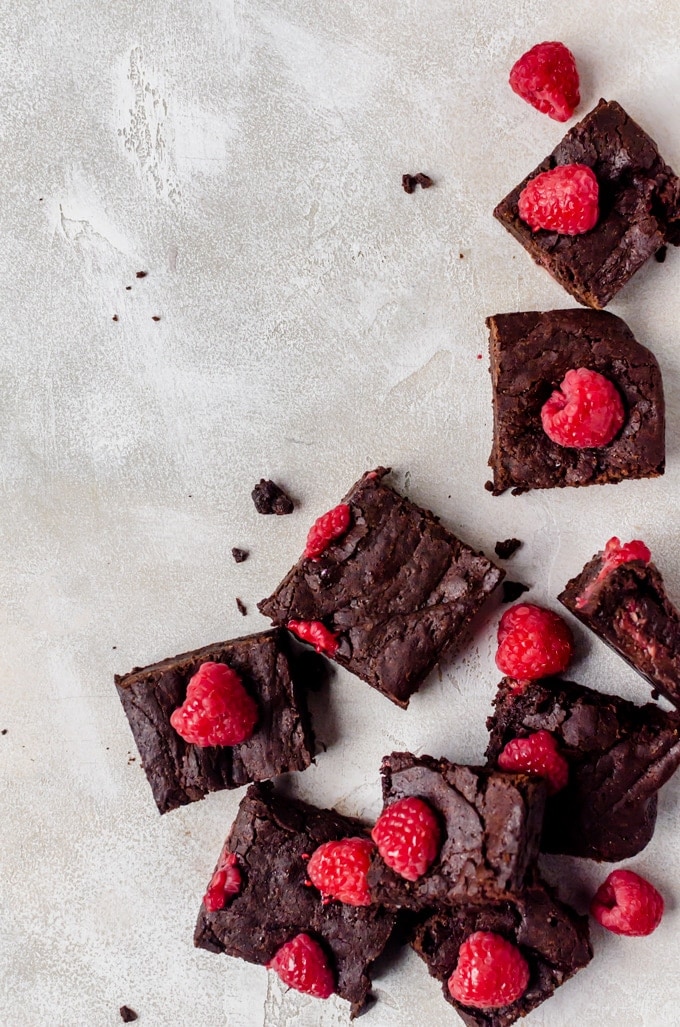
[3, 1, 680, 1024]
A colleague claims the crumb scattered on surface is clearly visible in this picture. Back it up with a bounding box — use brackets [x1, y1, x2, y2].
[151, 316, 161, 322]
[501, 581, 530, 603]
[251, 479, 294, 515]
[236, 598, 247, 616]
[402, 172, 434, 193]
[125, 285, 132, 290]
[119, 1007, 138, 1023]
[484, 480, 494, 492]
[655, 246, 667, 263]
[459, 252, 464, 259]
[476, 354, 482, 359]
[495, 538, 522, 560]
[1, 729, 7, 735]
[136, 271, 148, 278]
[112, 646, 117, 650]
[232, 547, 249, 563]
[112, 315, 119, 322]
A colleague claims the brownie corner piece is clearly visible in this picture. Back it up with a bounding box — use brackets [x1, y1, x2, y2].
[487, 308, 664, 495]
[194, 782, 397, 1017]
[114, 629, 314, 814]
[258, 467, 503, 707]
[494, 98, 680, 308]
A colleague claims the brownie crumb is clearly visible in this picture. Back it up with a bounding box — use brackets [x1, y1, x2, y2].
[1, 729, 7, 735]
[484, 480, 494, 492]
[236, 598, 248, 616]
[232, 547, 249, 563]
[151, 316, 161, 322]
[251, 479, 294, 515]
[136, 271, 148, 278]
[502, 580, 530, 603]
[112, 314, 119, 322]
[119, 1007, 138, 1023]
[459, 252, 464, 259]
[125, 285, 132, 290]
[402, 172, 434, 193]
[495, 538, 522, 560]
[655, 246, 668, 263]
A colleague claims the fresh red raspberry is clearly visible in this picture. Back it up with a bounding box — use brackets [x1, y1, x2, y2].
[267, 933, 335, 999]
[304, 503, 351, 559]
[541, 368, 625, 448]
[509, 42, 580, 122]
[590, 869, 664, 936]
[203, 851, 242, 912]
[496, 603, 573, 680]
[287, 619, 339, 657]
[169, 662, 258, 747]
[307, 836, 375, 907]
[497, 730, 569, 794]
[371, 797, 440, 882]
[518, 164, 599, 234]
[448, 931, 530, 1009]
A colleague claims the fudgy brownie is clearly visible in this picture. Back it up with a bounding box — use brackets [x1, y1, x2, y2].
[194, 783, 397, 1018]
[560, 541, 680, 709]
[494, 99, 680, 308]
[487, 309, 665, 495]
[367, 753, 546, 910]
[115, 630, 314, 814]
[412, 878, 592, 1027]
[486, 676, 680, 860]
[258, 468, 503, 707]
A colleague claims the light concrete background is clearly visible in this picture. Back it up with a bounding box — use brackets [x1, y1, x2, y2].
[2, 1, 680, 1024]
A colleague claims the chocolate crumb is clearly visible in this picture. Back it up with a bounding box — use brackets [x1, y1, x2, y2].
[1, 729, 7, 735]
[251, 479, 294, 515]
[125, 285, 132, 290]
[236, 598, 247, 616]
[112, 646, 117, 650]
[501, 580, 530, 604]
[119, 1007, 138, 1023]
[459, 252, 464, 259]
[495, 538, 522, 560]
[232, 547, 249, 563]
[136, 271, 148, 278]
[151, 316, 161, 322]
[414, 173, 433, 188]
[484, 480, 494, 492]
[112, 315, 119, 322]
[655, 246, 667, 263]
[402, 172, 433, 193]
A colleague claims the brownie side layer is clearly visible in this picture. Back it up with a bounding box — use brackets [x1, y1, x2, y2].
[115, 630, 314, 814]
[494, 99, 680, 308]
[258, 468, 503, 707]
[412, 879, 592, 1027]
[487, 309, 665, 495]
[367, 753, 546, 910]
[560, 552, 680, 709]
[194, 783, 397, 1018]
[486, 676, 680, 860]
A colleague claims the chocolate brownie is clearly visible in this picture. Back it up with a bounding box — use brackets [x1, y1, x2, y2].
[486, 676, 680, 860]
[412, 878, 592, 1027]
[115, 629, 314, 814]
[494, 99, 680, 308]
[194, 783, 397, 1017]
[258, 468, 503, 707]
[367, 753, 546, 910]
[560, 543, 680, 709]
[487, 309, 665, 495]
[251, 479, 294, 515]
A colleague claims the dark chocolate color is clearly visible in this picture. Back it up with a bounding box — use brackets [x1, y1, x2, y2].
[194, 783, 397, 1018]
[251, 479, 294, 515]
[119, 1008, 138, 1023]
[231, 547, 249, 563]
[402, 173, 434, 193]
[501, 581, 530, 604]
[235, 597, 247, 616]
[494, 99, 680, 308]
[495, 538, 522, 559]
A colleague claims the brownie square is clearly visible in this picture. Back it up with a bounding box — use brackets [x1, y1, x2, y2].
[258, 468, 503, 707]
[560, 544, 680, 709]
[487, 309, 664, 495]
[367, 753, 546, 910]
[114, 629, 314, 814]
[194, 783, 398, 1017]
[494, 99, 680, 308]
[486, 676, 680, 861]
[412, 878, 592, 1027]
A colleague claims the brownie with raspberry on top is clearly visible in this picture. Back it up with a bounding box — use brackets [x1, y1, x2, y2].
[114, 629, 314, 814]
[366, 752, 546, 910]
[560, 538, 680, 709]
[486, 309, 664, 495]
[412, 877, 592, 1027]
[494, 99, 680, 308]
[193, 782, 397, 1018]
[258, 467, 504, 707]
[486, 674, 680, 861]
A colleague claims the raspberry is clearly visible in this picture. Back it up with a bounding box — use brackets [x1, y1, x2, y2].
[169, 662, 258, 747]
[304, 503, 351, 559]
[497, 730, 569, 794]
[575, 537, 651, 610]
[496, 603, 573, 680]
[509, 42, 580, 122]
[518, 164, 599, 234]
[287, 619, 339, 657]
[307, 836, 375, 907]
[541, 368, 625, 448]
[371, 796, 440, 882]
[590, 869, 664, 937]
[448, 931, 530, 1009]
[203, 851, 242, 912]
[267, 933, 335, 999]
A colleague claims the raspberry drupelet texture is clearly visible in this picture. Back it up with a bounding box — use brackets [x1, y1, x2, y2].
[307, 837, 375, 907]
[518, 164, 599, 234]
[541, 368, 625, 448]
[304, 503, 351, 559]
[496, 603, 574, 680]
[497, 730, 569, 794]
[267, 932, 335, 998]
[287, 619, 340, 657]
[590, 870, 664, 936]
[203, 851, 242, 912]
[448, 931, 530, 1009]
[509, 41, 580, 122]
[371, 796, 441, 882]
[169, 662, 258, 747]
